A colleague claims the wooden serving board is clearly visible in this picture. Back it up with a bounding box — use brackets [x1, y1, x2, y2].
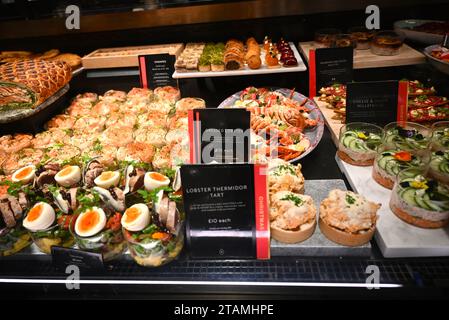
[313, 97, 343, 147]
[299, 41, 425, 69]
[82, 43, 184, 69]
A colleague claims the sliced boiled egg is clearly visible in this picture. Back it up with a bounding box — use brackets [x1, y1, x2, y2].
[55, 165, 81, 187]
[11, 165, 36, 184]
[74, 206, 106, 237]
[23, 202, 55, 232]
[94, 171, 120, 189]
[121, 203, 150, 232]
[144, 172, 170, 191]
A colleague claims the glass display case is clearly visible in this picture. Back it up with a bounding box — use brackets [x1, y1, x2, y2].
[1, 0, 449, 300]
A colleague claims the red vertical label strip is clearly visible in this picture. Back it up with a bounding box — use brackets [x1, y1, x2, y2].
[253, 164, 270, 260]
[195, 111, 201, 164]
[397, 81, 409, 122]
[309, 49, 316, 99]
[139, 56, 148, 89]
[188, 110, 195, 164]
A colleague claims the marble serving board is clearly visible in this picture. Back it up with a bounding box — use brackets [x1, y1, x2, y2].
[336, 156, 449, 258]
[313, 97, 343, 147]
[270, 179, 371, 257]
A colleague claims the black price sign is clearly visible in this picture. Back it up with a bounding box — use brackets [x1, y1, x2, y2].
[181, 164, 269, 260]
[52, 246, 104, 274]
[188, 108, 250, 164]
[309, 47, 353, 97]
[346, 80, 408, 126]
[138, 53, 177, 89]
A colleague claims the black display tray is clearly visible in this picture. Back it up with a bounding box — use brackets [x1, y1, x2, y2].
[0, 84, 70, 135]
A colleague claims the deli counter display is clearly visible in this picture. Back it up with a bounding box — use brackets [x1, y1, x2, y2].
[1, 0, 449, 300]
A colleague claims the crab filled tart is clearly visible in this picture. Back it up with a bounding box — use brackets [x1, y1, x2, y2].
[319, 189, 380, 246]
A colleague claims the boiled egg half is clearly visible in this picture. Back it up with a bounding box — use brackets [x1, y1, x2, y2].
[144, 172, 170, 191]
[23, 202, 55, 232]
[94, 171, 120, 189]
[55, 165, 81, 187]
[121, 203, 150, 232]
[11, 165, 36, 184]
[74, 207, 106, 238]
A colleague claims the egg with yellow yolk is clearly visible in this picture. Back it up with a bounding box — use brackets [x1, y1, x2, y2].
[55, 165, 81, 187]
[23, 202, 55, 231]
[94, 171, 120, 189]
[11, 165, 36, 184]
[121, 203, 150, 232]
[74, 207, 107, 237]
[144, 172, 170, 191]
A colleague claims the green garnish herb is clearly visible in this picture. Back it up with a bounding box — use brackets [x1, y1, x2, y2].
[138, 186, 173, 204]
[281, 194, 303, 207]
[93, 139, 103, 152]
[346, 194, 356, 205]
[273, 165, 296, 177]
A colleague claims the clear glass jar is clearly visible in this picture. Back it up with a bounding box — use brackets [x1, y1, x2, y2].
[382, 121, 431, 151]
[390, 167, 449, 228]
[123, 222, 185, 267]
[372, 145, 430, 189]
[31, 224, 74, 254]
[370, 30, 404, 56]
[70, 223, 126, 262]
[348, 27, 375, 50]
[431, 121, 449, 151]
[0, 226, 32, 257]
[338, 122, 382, 166]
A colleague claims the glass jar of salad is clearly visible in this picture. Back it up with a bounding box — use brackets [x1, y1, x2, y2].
[390, 168, 449, 228]
[431, 121, 449, 151]
[70, 209, 126, 262]
[0, 226, 32, 257]
[382, 121, 431, 151]
[372, 145, 430, 189]
[338, 122, 382, 166]
[30, 223, 74, 254]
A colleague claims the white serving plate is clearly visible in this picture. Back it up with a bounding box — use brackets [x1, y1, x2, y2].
[172, 42, 306, 79]
[424, 44, 449, 76]
[218, 88, 325, 162]
[394, 19, 445, 45]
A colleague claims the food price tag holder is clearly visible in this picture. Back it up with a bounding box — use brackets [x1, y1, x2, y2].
[52, 246, 104, 274]
[138, 53, 178, 89]
[346, 80, 408, 126]
[180, 164, 270, 260]
[309, 47, 354, 98]
[188, 108, 251, 164]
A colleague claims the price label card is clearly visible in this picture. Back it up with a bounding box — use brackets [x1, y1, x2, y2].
[52, 246, 104, 274]
[346, 80, 408, 126]
[181, 164, 270, 260]
[309, 47, 354, 97]
[138, 53, 177, 89]
[188, 108, 250, 164]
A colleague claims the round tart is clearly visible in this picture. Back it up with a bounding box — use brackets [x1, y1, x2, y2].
[319, 189, 380, 247]
[270, 191, 316, 244]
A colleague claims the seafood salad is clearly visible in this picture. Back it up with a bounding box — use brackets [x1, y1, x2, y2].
[123, 168, 184, 267]
[0, 86, 194, 264]
[224, 87, 319, 161]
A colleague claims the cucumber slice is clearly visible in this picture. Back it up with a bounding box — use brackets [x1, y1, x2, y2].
[422, 198, 441, 211]
[385, 159, 399, 176]
[415, 195, 432, 210]
[342, 135, 356, 148]
[348, 139, 359, 150]
[378, 155, 395, 170]
[439, 161, 449, 174]
[400, 188, 418, 206]
[384, 134, 397, 146]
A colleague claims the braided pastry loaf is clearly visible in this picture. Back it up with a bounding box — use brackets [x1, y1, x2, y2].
[0, 59, 72, 111]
